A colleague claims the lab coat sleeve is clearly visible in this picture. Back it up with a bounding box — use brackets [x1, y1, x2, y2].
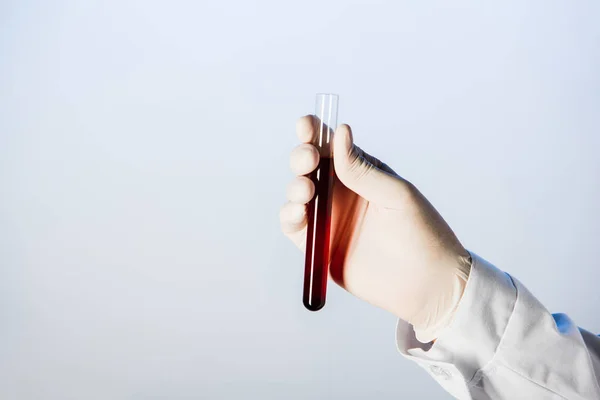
[396, 252, 600, 399]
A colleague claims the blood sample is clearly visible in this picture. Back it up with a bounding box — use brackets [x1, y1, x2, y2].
[303, 93, 338, 311]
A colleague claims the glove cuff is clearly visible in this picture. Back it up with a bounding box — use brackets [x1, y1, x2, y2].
[413, 253, 472, 343]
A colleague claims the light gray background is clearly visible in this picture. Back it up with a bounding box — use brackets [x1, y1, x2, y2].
[1, 1, 599, 399]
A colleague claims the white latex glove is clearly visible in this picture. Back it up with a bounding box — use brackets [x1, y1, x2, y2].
[280, 116, 472, 343]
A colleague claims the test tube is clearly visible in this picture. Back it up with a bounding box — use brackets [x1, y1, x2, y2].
[303, 93, 338, 311]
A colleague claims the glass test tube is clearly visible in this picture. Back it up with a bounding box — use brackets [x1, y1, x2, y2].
[303, 93, 338, 311]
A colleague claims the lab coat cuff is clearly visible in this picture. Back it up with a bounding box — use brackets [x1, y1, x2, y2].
[395, 252, 517, 386]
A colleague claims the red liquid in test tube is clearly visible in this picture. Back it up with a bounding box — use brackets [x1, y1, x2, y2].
[303, 94, 338, 311]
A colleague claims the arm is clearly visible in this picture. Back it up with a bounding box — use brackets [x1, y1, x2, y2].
[280, 116, 600, 399]
[397, 253, 600, 399]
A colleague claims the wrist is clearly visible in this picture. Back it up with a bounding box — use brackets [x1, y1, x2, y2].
[412, 252, 472, 343]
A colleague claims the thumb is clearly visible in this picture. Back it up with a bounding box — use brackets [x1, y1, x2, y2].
[333, 124, 405, 208]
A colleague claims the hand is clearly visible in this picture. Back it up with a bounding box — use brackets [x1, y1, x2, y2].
[280, 115, 472, 342]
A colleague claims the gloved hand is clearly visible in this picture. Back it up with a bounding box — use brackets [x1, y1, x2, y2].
[280, 115, 472, 343]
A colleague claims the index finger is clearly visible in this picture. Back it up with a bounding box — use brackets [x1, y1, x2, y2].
[296, 115, 316, 143]
[296, 115, 335, 145]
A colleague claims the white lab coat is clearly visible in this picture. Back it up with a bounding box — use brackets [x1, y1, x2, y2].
[396, 253, 600, 399]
